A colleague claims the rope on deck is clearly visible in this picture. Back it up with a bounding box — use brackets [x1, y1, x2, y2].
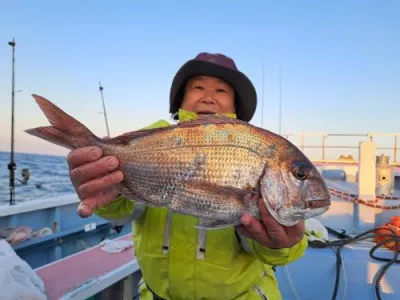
[328, 187, 400, 210]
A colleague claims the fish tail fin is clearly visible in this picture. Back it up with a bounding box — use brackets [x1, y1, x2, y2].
[25, 126, 81, 150]
[25, 94, 99, 150]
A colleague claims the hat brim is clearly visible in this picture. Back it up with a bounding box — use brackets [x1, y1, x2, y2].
[169, 60, 257, 122]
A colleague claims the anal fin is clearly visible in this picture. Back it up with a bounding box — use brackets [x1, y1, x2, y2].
[194, 218, 238, 230]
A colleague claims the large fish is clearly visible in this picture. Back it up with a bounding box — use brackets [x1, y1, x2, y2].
[25, 94, 330, 228]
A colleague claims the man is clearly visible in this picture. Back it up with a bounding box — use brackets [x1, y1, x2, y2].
[67, 53, 307, 299]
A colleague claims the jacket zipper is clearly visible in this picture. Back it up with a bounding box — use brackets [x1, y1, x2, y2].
[196, 227, 206, 260]
[162, 210, 172, 254]
[254, 285, 268, 300]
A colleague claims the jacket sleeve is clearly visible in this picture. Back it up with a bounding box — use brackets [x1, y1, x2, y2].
[237, 232, 308, 266]
[93, 119, 171, 223]
[94, 195, 137, 225]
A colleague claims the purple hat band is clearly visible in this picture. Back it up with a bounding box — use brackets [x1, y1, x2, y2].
[194, 53, 238, 71]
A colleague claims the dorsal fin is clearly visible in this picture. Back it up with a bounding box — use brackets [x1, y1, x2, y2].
[103, 114, 249, 145]
[103, 126, 172, 144]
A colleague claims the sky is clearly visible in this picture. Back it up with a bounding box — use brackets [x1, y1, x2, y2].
[0, 1, 399, 160]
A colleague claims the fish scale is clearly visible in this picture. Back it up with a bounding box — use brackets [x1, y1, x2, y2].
[131, 146, 257, 228]
[25, 94, 331, 228]
[116, 146, 265, 223]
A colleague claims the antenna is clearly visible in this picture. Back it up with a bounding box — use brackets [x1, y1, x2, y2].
[261, 59, 265, 128]
[8, 38, 16, 205]
[98, 81, 111, 137]
[278, 63, 282, 135]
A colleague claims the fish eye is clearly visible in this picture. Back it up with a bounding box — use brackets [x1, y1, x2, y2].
[292, 162, 309, 180]
[293, 170, 308, 180]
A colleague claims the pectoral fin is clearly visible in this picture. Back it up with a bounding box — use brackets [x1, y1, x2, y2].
[116, 184, 163, 208]
[195, 182, 259, 199]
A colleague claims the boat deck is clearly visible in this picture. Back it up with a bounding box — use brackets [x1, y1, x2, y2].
[35, 233, 139, 300]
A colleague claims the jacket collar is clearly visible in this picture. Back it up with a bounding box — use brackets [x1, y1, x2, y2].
[177, 109, 237, 122]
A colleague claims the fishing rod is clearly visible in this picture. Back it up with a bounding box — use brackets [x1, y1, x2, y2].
[98, 81, 110, 137]
[8, 38, 16, 205]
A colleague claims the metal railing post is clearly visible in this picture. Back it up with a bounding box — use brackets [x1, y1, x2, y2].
[300, 133, 304, 152]
[322, 134, 326, 161]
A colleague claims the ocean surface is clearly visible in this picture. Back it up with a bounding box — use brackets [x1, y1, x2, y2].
[0, 151, 75, 204]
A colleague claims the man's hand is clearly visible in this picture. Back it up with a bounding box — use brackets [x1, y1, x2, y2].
[236, 195, 305, 249]
[67, 146, 124, 218]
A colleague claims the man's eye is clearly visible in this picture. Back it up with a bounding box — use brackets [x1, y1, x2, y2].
[194, 85, 204, 90]
[216, 88, 226, 93]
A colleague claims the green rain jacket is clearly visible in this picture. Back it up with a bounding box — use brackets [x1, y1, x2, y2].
[94, 109, 308, 300]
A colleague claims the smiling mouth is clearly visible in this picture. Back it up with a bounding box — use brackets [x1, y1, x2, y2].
[197, 111, 216, 115]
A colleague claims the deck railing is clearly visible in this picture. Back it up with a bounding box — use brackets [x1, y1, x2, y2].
[280, 132, 400, 165]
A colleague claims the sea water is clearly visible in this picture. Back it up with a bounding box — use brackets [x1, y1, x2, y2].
[0, 151, 75, 204]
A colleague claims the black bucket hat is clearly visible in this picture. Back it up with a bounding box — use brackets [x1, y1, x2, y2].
[169, 52, 257, 122]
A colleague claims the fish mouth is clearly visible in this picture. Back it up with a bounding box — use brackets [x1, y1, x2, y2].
[300, 198, 331, 220]
[306, 199, 331, 209]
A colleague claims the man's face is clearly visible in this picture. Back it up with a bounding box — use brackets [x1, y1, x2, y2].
[181, 76, 235, 115]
